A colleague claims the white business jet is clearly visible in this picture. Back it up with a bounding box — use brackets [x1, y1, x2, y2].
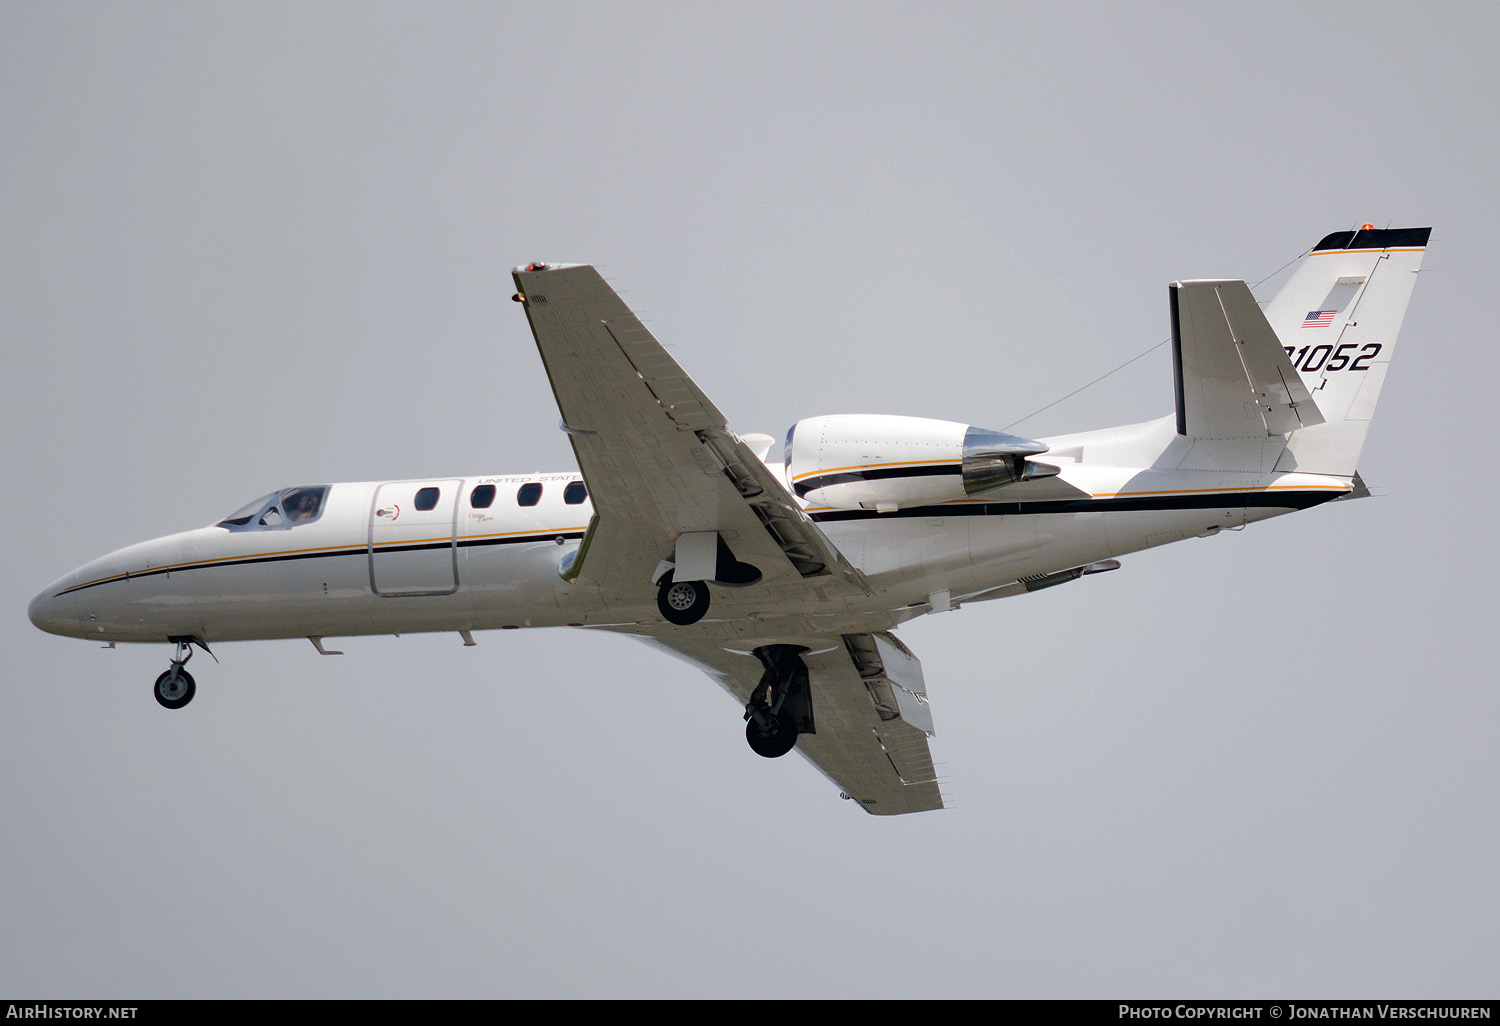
[30, 226, 1430, 814]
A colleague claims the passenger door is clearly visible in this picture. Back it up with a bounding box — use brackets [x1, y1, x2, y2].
[369, 480, 460, 596]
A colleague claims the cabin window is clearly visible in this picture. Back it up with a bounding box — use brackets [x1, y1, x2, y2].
[517, 482, 542, 506]
[414, 487, 440, 511]
[217, 485, 330, 531]
[470, 484, 496, 509]
[564, 480, 588, 505]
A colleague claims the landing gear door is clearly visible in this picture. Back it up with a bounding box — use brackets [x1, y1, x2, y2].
[369, 480, 461, 596]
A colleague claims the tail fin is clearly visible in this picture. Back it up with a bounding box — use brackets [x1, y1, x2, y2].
[1265, 227, 1431, 477]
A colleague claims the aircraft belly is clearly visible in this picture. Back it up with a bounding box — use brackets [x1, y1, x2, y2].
[464, 541, 573, 628]
[1032, 510, 1108, 563]
[983, 510, 1110, 586]
[132, 534, 617, 643]
[193, 546, 586, 641]
[828, 517, 975, 578]
[1102, 506, 1246, 556]
[187, 551, 388, 641]
[968, 512, 1044, 567]
[916, 518, 979, 597]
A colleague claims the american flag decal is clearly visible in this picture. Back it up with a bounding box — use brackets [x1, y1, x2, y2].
[1302, 309, 1336, 328]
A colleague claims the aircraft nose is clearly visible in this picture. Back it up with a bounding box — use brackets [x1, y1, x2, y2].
[28, 586, 81, 638]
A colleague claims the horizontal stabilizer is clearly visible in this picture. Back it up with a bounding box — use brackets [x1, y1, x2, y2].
[1171, 280, 1325, 439]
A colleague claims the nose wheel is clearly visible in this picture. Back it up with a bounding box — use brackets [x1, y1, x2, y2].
[154, 666, 196, 709]
[153, 637, 202, 709]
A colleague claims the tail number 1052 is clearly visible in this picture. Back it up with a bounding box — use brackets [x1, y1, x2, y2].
[1283, 342, 1382, 374]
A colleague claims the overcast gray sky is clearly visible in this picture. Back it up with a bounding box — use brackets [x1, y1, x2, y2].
[4, 2, 1497, 999]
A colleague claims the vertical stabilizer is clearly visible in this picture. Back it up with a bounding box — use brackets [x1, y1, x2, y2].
[1265, 227, 1430, 477]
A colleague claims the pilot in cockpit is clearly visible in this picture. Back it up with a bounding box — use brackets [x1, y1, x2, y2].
[285, 489, 321, 523]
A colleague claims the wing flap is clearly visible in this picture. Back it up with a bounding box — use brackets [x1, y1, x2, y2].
[1171, 279, 1325, 438]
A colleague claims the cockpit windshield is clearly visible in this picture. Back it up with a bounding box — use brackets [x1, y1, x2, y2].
[217, 485, 330, 530]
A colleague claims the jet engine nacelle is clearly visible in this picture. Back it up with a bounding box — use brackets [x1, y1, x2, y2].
[784, 414, 1056, 510]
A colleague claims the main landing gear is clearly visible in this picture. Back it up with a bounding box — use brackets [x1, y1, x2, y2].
[657, 576, 710, 626]
[745, 705, 798, 758]
[654, 536, 762, 627]
[153, 637, 201, 710]
[743, 645, 814, 759]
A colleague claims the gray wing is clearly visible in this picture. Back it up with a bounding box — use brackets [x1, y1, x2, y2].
[512, 264, 940, 814]
[512, 263, 869, 615]
[631, 624, 945, 815]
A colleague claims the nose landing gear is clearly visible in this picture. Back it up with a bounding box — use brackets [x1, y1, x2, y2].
[154, 666, 195, 709]
[153, 637, 205, 710]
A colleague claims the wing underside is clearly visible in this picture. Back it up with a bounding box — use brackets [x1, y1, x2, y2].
[633, 626, 945, 815]
[512, 264, 936, 813]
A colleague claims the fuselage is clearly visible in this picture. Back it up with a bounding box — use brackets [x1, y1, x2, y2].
[22, 231, 1427, 813]
[28, 415, 1352, 647]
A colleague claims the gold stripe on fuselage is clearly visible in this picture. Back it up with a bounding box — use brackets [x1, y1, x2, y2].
[790, 459, 961, 483]
[60, 525, 591, 595]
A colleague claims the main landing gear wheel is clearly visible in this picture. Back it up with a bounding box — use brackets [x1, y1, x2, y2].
[745, 708, 799, 759]
[657, 578, 710, 626]
[154, 667, 196, 710]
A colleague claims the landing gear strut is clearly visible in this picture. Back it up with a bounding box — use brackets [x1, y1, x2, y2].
[743, 644, 814, 759]
[154, 638, 198, 710]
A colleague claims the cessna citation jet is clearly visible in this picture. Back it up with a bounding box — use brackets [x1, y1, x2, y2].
[30, 226, 1430, 814]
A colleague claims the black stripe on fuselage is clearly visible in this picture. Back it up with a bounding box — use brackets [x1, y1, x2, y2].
[56, 530, 588, 596]
[807, 489, 1341, 523]
[793, 463, 960, 498]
